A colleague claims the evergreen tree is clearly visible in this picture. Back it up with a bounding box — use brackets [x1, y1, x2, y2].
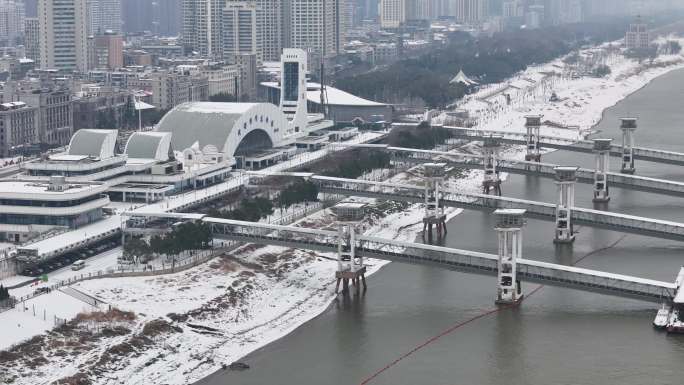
[0, 284, 9, 300]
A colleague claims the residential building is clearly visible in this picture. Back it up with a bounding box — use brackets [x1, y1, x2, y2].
[38, 0, 89, 72]
[254, 0, 282, 61]
[286, 0, 338, 58]
[227, 0, 282, 62]
[17, 87, 73, 146]
[87, 0, 122, 34]
[201, 64, 239, 97]
[123, 50, 153, 66]
[122, 0, 181, 36]
[72, 86, 130, 130]
[502, 0, 524, 18]
[380, 0, 405, 28]
[181, 0, 223, 57]
[24, 17, 40, 62]
[0, 0, 25, 46]
[236, 52, 256, 100]
[406, 0, 431, 21]
[0, 102, 37, 158]
[525, 4, 544, 29]
[90, 31, 124, 69]
[222, 2, 258, 62]
[333, 0, 351, 54]
[373, 42, 398, 63]
[129, 70, 208, 111]
[452, 0, 489, 23]
[626, 16, 650, 50]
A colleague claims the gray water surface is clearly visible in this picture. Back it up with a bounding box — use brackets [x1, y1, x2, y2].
[198, 68, 684, 385]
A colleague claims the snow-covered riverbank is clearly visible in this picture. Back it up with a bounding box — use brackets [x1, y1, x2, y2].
[438, 37, 684, 146]
[3, 38, 684, 384]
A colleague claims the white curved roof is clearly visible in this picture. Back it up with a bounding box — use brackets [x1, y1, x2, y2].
[68, 129, 118, 159]
[155, 102, 287, 156]
[261, 81, 387, 107]
[125, 131, 173, 162]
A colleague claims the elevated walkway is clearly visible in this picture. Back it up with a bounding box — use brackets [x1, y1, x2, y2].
[446, 127, 684, 166]
[204, 217, 676, 303]
[392, 147, 684, 198]
[311, 175, 684, 242]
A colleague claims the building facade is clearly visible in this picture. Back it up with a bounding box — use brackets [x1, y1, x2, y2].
[24, 17, 40, 63]
[201, 64, 239, 97]
[87, 0, 122, 34]
[380, 0, 405, 28]
[181, 0, 223, 57]
[626, 17, 650, 50]
[0, 0, 25, 46]
[286, 0, 336, 58]
[451, 0, 489, 23]
[20, 88, 73, 146]
[255, 0, 281, 61]
[38, 0, 89, 71]
[90, 31, 124, 70]
[129, 70, 209, 111]
[122, 0, 181, 36]
[222, 2, 258, 62]
[406, 0, 431, 21]
[0, 102, 37, 157]
[72, 87, 130, 131]
[236, 53, 257, 100]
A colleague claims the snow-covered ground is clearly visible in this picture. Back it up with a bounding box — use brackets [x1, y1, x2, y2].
[3, 40, 684, 384]
[1, 291, 99, 350]
[437, 38, 684, 143]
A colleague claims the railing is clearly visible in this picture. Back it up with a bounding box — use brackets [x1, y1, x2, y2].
[12, 202, 326, 304]
[447, 127, 684, 165]
[398, 152, 684, 197]
[206, 220, 675, 303]
[314, 176, 684, 241]
[59, 286, 104, 307]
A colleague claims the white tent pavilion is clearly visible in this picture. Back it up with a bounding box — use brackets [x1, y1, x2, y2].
[450, 70, 478, 86]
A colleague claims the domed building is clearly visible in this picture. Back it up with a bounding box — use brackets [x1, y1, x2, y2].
[155, 49, 330, 169]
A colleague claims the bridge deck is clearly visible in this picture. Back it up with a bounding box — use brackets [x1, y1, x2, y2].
[391, 147, 684, 198]
[446, 126, 684, 166]
[312, 175, 684, 242]
[204, 217, 676, 303]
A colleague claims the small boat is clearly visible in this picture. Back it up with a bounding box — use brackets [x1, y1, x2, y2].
[653, 305, 670, 329]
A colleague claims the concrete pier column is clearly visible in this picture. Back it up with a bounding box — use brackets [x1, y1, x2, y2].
[494, 209, 526, 305]
[333, 204, 367, 296]
[482, 135, 503, 196]
[524, 115, 543, 162]
[620, 118, 637, 174]
[553, 167, 578, 244]
[422, 163, 447, 240]
[593, 139, 612, 203]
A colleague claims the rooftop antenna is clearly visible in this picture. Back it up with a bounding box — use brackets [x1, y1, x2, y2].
[319, 0, 329, 118]
[320, 60, 329, 118]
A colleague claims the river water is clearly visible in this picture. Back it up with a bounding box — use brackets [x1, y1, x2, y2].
[198, 68, 684, 385]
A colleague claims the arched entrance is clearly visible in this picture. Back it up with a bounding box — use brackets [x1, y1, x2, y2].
[234, 129, 274, 169]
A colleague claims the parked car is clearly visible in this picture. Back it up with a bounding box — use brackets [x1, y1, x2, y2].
[33, 287, 49, 295]
[71, 260, 86, 271]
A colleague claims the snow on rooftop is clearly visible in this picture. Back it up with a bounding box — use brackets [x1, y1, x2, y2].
[261, 81, 387, 107]
[0, 180, 106, 197]
[178, 102, 260, 115]
[48, 154, 90, 162]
